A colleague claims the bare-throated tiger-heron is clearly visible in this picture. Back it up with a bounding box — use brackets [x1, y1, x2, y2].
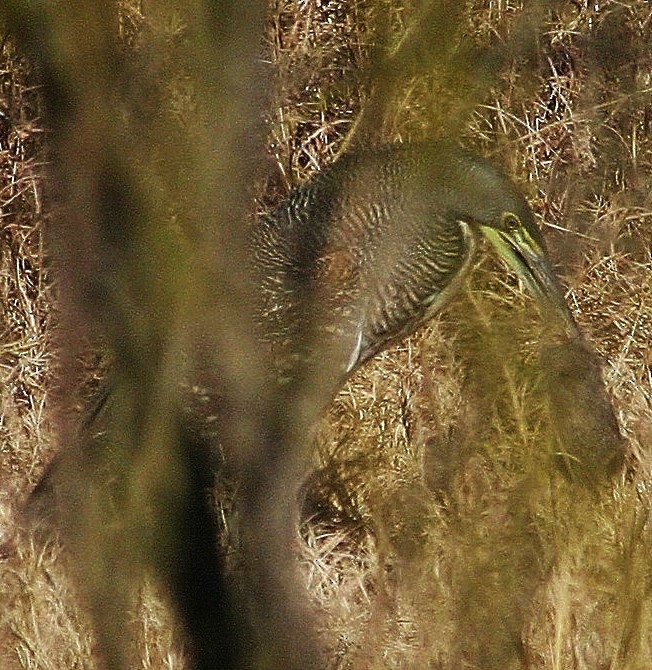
[251, 142, 580, 390]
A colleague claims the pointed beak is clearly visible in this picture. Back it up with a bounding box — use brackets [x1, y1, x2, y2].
[480, 224, 580, 339]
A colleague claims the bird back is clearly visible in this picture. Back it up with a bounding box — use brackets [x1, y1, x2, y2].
[251, 144, 477, 387]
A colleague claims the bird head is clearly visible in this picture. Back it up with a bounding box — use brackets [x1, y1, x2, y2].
[477, 207, 579, 339]
[438, 147, 580, 339]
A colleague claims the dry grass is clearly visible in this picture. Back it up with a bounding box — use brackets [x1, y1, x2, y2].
[2, 0, 652, 668]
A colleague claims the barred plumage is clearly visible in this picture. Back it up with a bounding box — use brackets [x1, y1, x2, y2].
[250, 142, 578, 390]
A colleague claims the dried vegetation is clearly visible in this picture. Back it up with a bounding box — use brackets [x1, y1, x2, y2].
[1, 0, 652, 668]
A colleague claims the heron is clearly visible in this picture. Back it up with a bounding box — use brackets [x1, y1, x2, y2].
[251, 142, 580, 392]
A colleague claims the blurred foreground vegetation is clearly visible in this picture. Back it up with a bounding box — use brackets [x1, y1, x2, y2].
[1, 1, 651, 668]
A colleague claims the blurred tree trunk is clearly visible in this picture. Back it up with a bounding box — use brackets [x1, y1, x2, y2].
[2, 1, 631, 669]
[2, 1, 322, 668]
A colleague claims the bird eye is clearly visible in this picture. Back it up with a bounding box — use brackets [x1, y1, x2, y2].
[502, 212, 521, 233]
